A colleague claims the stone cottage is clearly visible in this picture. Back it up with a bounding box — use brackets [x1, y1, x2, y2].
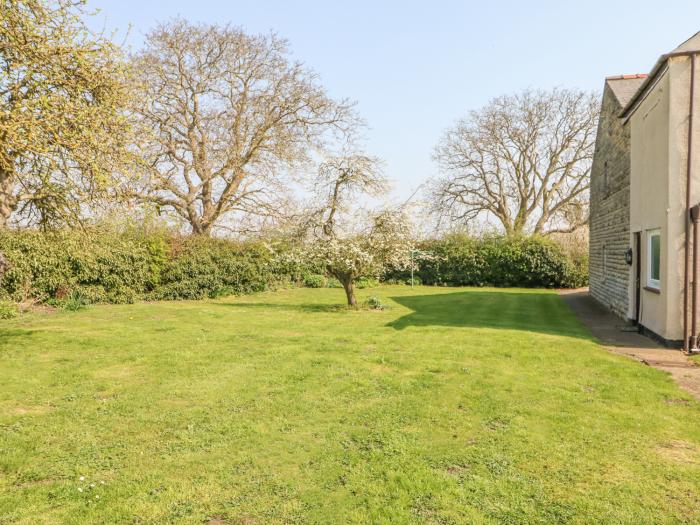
[590, 32, 700, 350]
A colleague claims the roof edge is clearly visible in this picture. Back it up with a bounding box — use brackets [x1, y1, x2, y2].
[606, 74, 648, 81]
[620, 51, 700, 120]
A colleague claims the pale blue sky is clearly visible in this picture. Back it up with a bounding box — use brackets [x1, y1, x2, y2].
[89, 0, 700, 200]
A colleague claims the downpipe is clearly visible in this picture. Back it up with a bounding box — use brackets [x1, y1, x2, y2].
[689, 204, 700, 353]
[684, 53, 698, 354]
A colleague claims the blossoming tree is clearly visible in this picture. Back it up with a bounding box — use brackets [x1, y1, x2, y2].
[304, 155, 415, 306]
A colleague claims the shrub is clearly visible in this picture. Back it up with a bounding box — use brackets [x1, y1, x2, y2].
[385, 234, 587, 289]
[409, 275, 422, 286]
[146, 237, 169, 290]
[0, 230, 306, 305]
[0, 229, 156, 304]
[326, 277, 343, 288]
[303, 274, 327, 288]
[0, 300, 19, 319]
[383, 275, 422, 286]
[152, 237, 280, 300]
[364, 296, 385, 310]
[552, 231, 589, 288]
[356, 276, 379, 289]
[63, 290, 90, 311]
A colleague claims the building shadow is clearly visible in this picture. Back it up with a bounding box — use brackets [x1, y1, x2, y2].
[387, 289, 592, 340]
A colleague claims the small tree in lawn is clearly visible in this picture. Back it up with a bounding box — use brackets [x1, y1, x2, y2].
[305, 155, 415, 306]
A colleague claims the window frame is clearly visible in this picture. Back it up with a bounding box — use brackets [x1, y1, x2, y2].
[647, 229, 661, 290]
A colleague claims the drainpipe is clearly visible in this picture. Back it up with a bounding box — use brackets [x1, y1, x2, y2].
[690, 204, 700, 351]
[621, 51, 699, 351]
[683, 53, 697, 354]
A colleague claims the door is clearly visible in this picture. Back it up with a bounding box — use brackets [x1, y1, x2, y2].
[634, 232, 641, 325]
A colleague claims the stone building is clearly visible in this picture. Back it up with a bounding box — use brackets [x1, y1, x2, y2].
[589, 32, 700, 348]
[589, 75, 646, 319]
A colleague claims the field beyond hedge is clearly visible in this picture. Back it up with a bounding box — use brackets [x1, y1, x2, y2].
[2, 286, 700, 524]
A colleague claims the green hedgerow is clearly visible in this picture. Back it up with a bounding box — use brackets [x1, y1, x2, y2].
[0, 229, 156, 304]
[0, 230, 587, 309]
[385, 234, 587, 289]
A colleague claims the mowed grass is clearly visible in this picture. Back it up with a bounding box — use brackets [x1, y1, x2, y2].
[2, 286, 700, 524]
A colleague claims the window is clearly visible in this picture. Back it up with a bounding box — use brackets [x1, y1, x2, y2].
[647, 229, 661, 290]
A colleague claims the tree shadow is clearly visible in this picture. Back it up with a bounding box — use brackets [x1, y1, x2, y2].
[387, 289, 592, 339]
[211, 302, 347, 314]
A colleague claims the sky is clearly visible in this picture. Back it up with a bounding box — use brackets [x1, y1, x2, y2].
[88, 0, 700, 201]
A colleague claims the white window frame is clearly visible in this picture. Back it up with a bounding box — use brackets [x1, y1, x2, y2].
[647, 229, 661, 290]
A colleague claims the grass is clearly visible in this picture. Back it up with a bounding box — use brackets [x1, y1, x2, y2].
[2, 286, 700, 524]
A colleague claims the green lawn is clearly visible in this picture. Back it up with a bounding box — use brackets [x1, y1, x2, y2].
[2, 286, 700, 524]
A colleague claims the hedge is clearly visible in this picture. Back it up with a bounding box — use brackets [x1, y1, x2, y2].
[385, 234, 588, 289]
[151, 236, 308, 300]
[0, 230, 587, 307]
[0, 230, 316, 305]
[0, 230, 156, 304]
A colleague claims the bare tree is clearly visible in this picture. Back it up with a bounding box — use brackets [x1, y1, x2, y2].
[0, 0, 133, 228]
[431, 88, 598, 236]
[130, 19, 357, 235]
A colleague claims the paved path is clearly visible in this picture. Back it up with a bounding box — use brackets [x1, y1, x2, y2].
[559, 289, 700, 401]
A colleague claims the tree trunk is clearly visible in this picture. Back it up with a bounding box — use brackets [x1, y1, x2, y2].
[339, 275, 357, 307]
[0, 169, 15, 228]
[190, 220, 212, 236]
[532, 214, 548, 235]
[502, 220, 526, 237]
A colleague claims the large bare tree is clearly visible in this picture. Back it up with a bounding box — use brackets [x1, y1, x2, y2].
[130, 20, 357, 235]
[0, 0, 133, 228]
[431, 88, 598, 236]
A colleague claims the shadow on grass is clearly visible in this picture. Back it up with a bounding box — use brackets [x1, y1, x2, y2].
[211, 289, 591, 340]
[0, 328, 37, 349]
[387, 289, 591, 339]
[211, 302, 347, 314]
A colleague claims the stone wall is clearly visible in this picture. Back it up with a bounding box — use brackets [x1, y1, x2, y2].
[589, 83, 632, 319]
